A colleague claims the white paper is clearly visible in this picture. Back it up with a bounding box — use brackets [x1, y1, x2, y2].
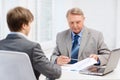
[62, 58, 97, 71]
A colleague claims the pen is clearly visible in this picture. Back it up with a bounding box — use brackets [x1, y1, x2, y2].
[71, 58, 78, 61]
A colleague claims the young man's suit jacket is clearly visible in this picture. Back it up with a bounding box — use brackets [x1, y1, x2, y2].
[0, 34, 61, 80]
[51, 27, 110, 65]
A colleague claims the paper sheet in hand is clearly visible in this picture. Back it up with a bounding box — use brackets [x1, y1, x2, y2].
[62, 58, 97, 71]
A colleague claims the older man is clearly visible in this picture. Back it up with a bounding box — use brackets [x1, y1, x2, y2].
[51, 7, 110, 66]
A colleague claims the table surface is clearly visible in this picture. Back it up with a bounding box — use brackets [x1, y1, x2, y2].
[39, 60, 120, 80]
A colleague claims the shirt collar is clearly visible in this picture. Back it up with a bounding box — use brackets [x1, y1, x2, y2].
[9, 32, 28, 39]
[71, 28, 83, 39]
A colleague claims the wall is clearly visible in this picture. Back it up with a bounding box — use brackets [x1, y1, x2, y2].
[116, 0, 120, 48]
[0, 0, 120, 51]
[52, 0, 119, 49]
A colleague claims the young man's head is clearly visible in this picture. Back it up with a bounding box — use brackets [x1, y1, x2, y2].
[66, 8, 85, 34]
[7, 6, 34, 35]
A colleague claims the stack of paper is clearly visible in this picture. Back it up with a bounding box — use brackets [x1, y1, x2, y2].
[62, 58, 97, 71]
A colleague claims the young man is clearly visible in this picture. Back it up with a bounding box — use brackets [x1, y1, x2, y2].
[50, 7, 110, 66]
[0, 7, 61, 80]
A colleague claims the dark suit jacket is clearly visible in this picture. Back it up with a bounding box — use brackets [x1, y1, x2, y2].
[51, 27, 110, 65]
[0, 33, 61, 80]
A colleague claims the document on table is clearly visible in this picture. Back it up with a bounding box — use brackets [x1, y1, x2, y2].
[62, 58, 97, 71]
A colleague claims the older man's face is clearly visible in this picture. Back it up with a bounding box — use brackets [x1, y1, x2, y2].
[67, 14, 85, 34]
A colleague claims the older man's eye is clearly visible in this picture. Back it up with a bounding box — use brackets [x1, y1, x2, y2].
[70, 22, 73, 24]
[77, 21, 81, 24]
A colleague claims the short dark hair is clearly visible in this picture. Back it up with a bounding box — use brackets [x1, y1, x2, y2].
[66, 7, 84, 17]
[7, 6, 34, 32]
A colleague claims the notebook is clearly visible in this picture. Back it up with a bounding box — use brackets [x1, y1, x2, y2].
[79, 48, 120, 76]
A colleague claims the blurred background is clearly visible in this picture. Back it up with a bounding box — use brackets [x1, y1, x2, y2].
[0, 0, 120, 54]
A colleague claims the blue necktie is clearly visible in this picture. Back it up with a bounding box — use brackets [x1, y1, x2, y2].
[70, 35, 79, 64]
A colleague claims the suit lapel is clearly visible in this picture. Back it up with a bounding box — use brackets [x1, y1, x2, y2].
[78, 27, 90, 59]
[65, 30, 72, 57]
[65, 28, 90, 58]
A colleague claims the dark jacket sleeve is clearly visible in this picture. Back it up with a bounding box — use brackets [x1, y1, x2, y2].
[32, 43, 61, 79]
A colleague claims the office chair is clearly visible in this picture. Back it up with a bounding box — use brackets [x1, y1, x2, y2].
[0, 50, 36, 80]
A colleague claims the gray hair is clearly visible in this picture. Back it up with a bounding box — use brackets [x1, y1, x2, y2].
[66, 7, 84, 17]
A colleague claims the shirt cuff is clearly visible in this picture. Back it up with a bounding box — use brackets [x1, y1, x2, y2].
[94, 59, 101, 65]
